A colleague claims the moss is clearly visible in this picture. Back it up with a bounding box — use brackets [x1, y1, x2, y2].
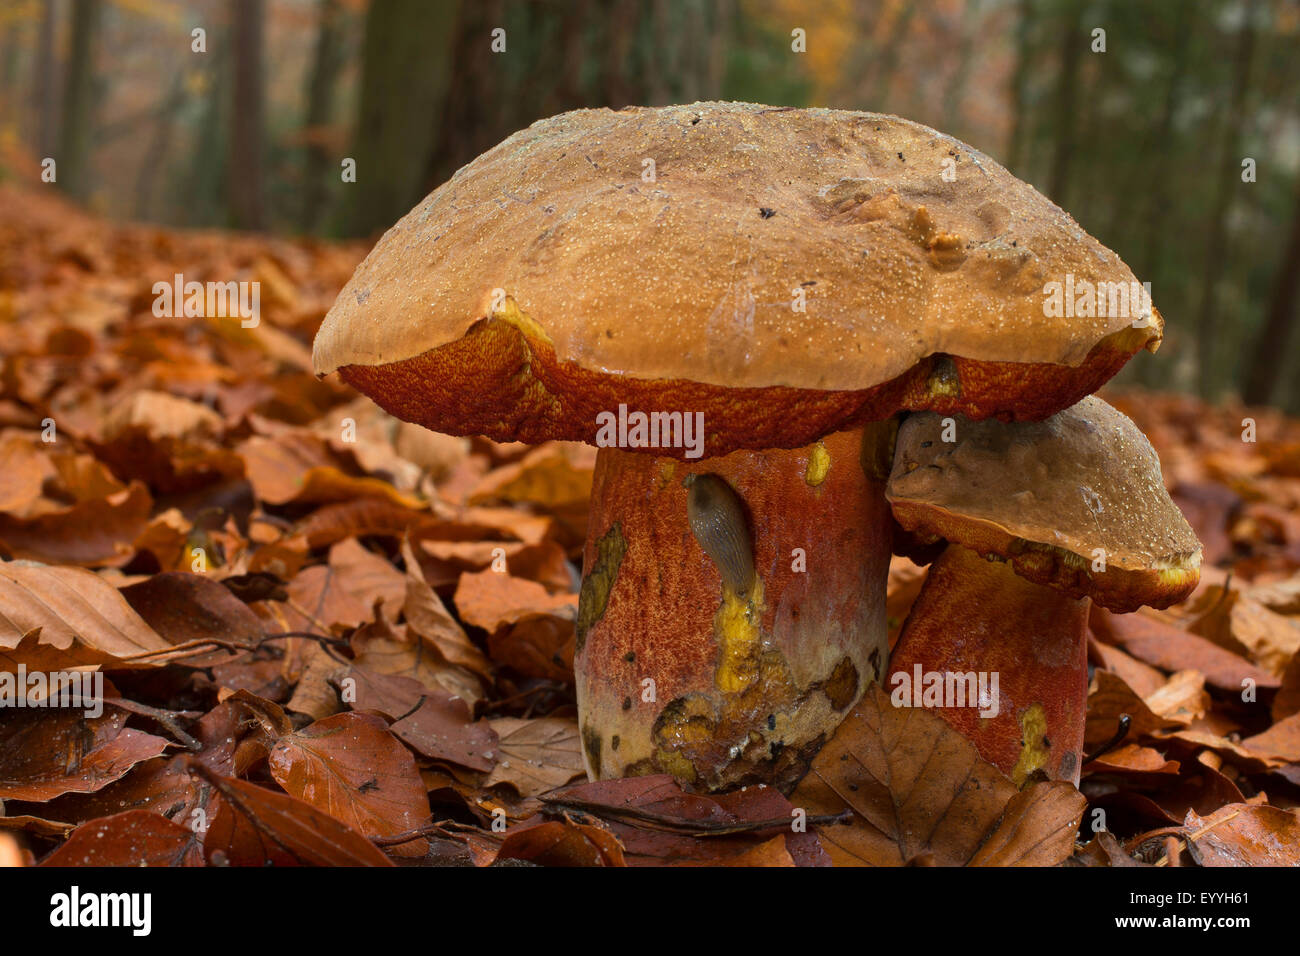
[575, 522, 627, 653]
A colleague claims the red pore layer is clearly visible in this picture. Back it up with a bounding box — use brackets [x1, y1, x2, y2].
[338, 319, 1150, 459]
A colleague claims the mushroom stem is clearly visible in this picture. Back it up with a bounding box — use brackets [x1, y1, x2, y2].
[574, 426, 895, 792]
[887, 543, 1089, 786]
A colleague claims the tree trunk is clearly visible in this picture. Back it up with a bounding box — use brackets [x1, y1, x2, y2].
[1134, 15, 1193, 389]
[868, 2, 916, 110]
[346, 0, 460, 237]
[1242, 173, 1300, 407]
[229, 0, 267, 231]
[1004, 0, 1034, 173]
[184, 44, 230, 227]
[1046, 0, 1082, 208]
[133, 77, 187, 221]
[298, 0, 346, 233]
[32, 0, 59, 158]
[942, 0, 982, 136]
[1195, 2, 1257, 399]
[57, 0, 102, 199]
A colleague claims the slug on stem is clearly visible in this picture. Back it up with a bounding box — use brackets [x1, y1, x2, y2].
[683, 473, 756, 597]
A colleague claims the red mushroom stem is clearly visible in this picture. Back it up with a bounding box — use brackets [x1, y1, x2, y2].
[887, 543, 1089, 786]
[574, 425, 895, 791]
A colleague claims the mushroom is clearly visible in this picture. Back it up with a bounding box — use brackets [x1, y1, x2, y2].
[885, 396, 1202, 786]
[312, 102, 1167, 792]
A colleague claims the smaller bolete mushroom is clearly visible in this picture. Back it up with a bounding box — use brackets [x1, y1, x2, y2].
[885, 395, 1201, 786]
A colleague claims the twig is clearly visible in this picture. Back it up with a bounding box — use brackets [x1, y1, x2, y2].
[1154, 810, 1242, 867]
[370, 821, 477, 847]
[537, 796, 854, 836]
[105, 697, 203, 751]
[1084, 714, 1132, 764]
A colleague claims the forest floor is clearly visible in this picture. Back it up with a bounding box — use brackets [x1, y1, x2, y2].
[1, 183, 1299, 867]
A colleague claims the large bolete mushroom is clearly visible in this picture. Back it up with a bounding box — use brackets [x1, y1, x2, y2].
[313, 102, 1165, 791]
[886, 396, 1202, 786]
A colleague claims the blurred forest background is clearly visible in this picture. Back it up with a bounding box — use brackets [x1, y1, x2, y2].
[1, 0, 1298, 409]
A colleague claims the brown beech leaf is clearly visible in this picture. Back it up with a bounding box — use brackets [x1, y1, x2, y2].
[541, 775, 829, 867]
[32, 691, 285, 827]
[0, 434, 52, 516]
[1274, 651, 1300, 721]
[297, 498, 430, 550]
[1246, 573, 1300, 615]
[0, 706, 170, 802]
[1151, 727, 1284, 772]
[239, 432, 424, 509]
[1088, 635, 1166, 698]
[343, 666, 498, 772]
[0, 560, 171, 667]
[90, 390, 242, 494]
[0, 481, 152, 567]
[1083, 743, 1181, 775]
[1184, 804, 1300, 866]
[279, 562, 372, 632]
[197, 768, 393, 866]
[349, 605, 483, 704]
[284, 642, 344, 721]
[483, 717, 585, 797]
[327, 537, 405, 616]
[0, 814, 76, 841]
[33, 755, 204, 828]
[120, 570, 266, 663]
[1091, 605, 1280, 692]
[455, 569, 577, 681]
[968, 781, 1087, 866]
[268, 712, 431, 855]
[791, 683, 1018, 867]
[468, 442, 595, 512]
[399, 536, 492, 679]
[203, 689, 292, 775]
[418, 538, 573, 592]
[453, 570, 576, 632]
[1187, 586, 1300, 676]
[1143, 670, 1209, 724]
[484, 813, 626, 867]
[1085, 671, 1184, 751]
[40, 810, 202, 866]
[1242, 710, 1300, 761]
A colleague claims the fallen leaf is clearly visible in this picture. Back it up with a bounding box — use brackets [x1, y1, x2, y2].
[268, 712, 431, 856]
[199, 769, 393, 866]
[791, 684, 1018, 866]
[483, 718, 585, 796]
[1184, 803, 1300, 866]
[968, 781, 1087, 866]
[40, 810, 202, 866]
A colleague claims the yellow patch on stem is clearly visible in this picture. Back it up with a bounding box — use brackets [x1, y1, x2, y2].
[1010, 703, 1050, 786]
[805, 441, 831, 486]
[713, 578, 765, 695]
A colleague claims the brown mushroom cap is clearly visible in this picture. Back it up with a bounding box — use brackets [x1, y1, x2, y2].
[886, 395, 1201, 612]
[314, 102, 1160, 456]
